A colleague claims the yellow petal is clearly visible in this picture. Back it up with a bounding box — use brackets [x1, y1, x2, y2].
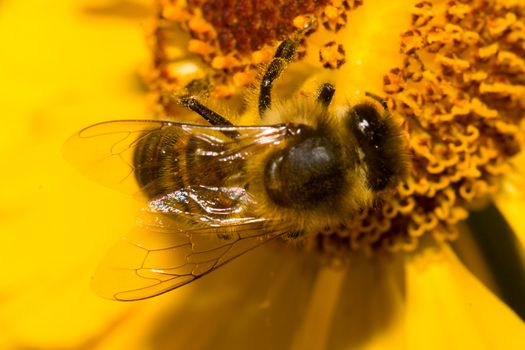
[0, 0, 151, 348]
[292, 253, 406, 350]
[289, 243, 525, 350]
[404, 243, 525, 349]
[497, 151, 525, 255]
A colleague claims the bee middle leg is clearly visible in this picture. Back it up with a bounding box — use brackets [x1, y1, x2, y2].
[179, 96, 234, 127]
[258, 39, 297, 117]
[179, 95, 240, 138]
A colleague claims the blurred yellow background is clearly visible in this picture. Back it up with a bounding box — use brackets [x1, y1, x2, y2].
[0, 1, 158, 348]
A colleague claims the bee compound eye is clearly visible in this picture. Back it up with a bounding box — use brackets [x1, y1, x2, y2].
[348, 103, 406, 192]
[349, 104, 384, 146]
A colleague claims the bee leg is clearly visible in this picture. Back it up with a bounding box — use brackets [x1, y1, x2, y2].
[179, 96, 234, 126]
[365, 91, 389, 112]
[286, 230, 304, 240]
[316, 83, 335, 108]
[185, 78, 211, 96]
[258, 39, 297, 117]
[178, 97, 240, 138]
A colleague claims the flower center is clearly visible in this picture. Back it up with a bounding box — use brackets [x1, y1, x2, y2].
[150, 0, 525, 257]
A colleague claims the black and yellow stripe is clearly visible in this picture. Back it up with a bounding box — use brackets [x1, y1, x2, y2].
[133, 126, 245, 219]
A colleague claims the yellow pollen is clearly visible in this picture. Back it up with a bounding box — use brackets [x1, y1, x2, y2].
[324, 5, 340, 20]
[162, 5, 189, 22]
[188, 17, 215, 35]
[211, 84, 235, 100]
[251, 49, 273, 64]
[233, 71, 256, 87]
[187, 39, 214, 55]
[211, 56, 240, 70]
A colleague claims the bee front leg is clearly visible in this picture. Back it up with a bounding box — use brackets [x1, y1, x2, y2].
[258, 39, 297, 117]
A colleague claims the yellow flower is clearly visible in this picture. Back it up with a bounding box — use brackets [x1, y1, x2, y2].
[1, 1, 525, 350]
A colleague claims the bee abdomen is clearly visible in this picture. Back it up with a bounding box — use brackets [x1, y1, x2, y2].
[133, 127, 185, 199]
[133, 127, 238, 201]
[264, 135, 345, 209]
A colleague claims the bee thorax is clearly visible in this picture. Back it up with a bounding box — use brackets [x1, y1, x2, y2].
[263, 135, 345, 209]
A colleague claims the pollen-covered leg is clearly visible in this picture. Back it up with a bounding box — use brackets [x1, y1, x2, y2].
[316, 83, 335, 108]
[258, 39, 297, 117]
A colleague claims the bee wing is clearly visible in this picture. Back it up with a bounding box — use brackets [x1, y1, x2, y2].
[136, 183, 261, 231]
[64, 120, 294, 197]
[64, 120, 164, 195]
[67, 120, 300, 300]
[92, 219, 292, 301]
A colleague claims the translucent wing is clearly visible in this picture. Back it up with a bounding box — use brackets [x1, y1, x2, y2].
[92, 219, 292, 301]
[67, 120, 301, 299]
[64, 120, 164, 195]
[138, 184, 260, 229]
[64, 120, 295, 198]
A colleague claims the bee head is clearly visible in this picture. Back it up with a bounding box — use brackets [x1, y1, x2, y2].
[347, 103, 408, 192]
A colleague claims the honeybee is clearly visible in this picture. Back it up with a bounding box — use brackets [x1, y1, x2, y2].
[65, 39, 408, 301]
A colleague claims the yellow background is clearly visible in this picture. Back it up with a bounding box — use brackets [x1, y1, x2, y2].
[0, 1, 155, 347]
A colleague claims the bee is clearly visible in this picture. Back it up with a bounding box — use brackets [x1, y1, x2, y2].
[65, 39, 408, 301]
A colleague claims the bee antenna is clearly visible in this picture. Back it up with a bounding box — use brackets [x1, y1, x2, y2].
[365, 91, 389, 111]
